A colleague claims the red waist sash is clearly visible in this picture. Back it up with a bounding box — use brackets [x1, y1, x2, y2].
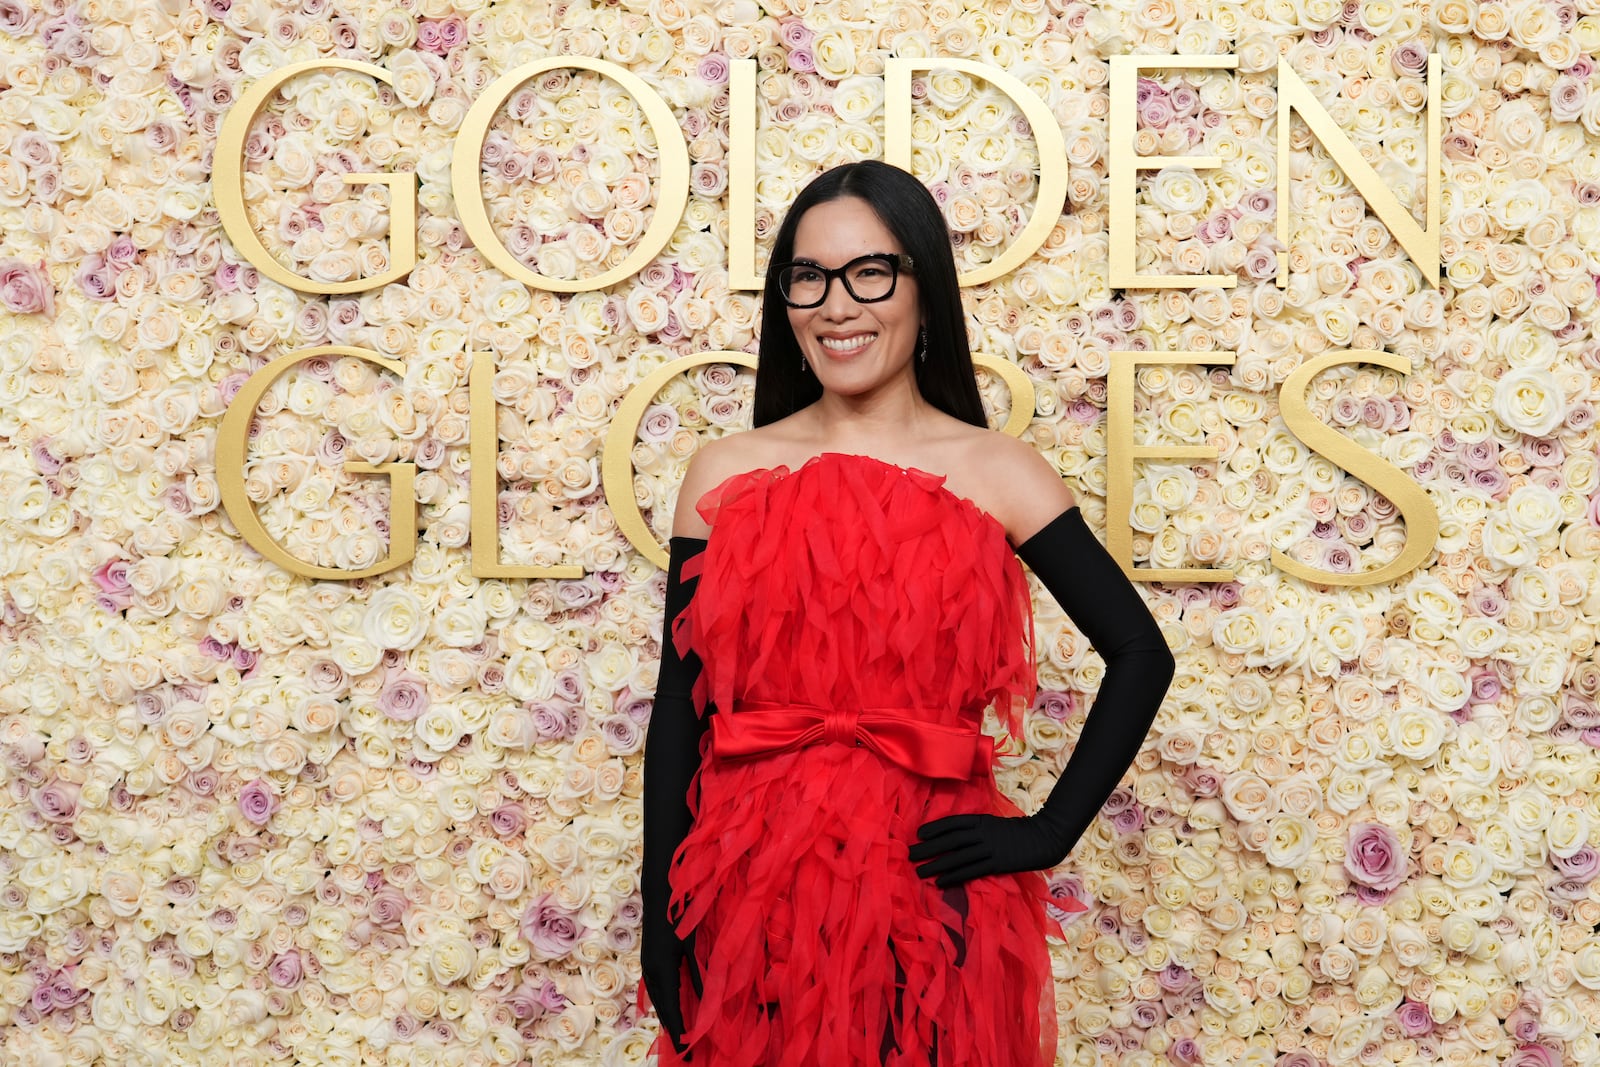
[711, 699, 992, 780]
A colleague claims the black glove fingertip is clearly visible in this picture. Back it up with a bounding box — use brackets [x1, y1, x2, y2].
[918, 813, 978, 839]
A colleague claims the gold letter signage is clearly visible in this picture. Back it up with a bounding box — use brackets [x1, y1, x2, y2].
[214, 53, 1448, 584]
[453, 59, 691, 293]
[215, 61, 417, 294]
[217, 347, 417, 579]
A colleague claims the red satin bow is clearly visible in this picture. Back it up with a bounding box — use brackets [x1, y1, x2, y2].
[711, 700, 992, 780]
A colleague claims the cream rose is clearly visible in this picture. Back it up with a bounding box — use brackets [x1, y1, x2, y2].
[1493, 367, 1565, 435]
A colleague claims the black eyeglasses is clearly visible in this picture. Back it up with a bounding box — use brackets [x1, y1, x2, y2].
[772, 253, 915, 308]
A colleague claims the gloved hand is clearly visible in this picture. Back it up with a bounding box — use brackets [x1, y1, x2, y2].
[641, 928, 704, 1055]
[909, 811, 1076, 887]
[910, 507, 1174, 887]
[641, 535, 710, 1054]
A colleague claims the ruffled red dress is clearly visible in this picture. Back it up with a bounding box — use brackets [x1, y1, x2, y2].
[649, 451, 1073, 1067]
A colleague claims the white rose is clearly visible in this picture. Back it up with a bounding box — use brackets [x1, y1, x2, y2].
[1505, 485, 1563, 538]
[1258, 610, 1308, 669]
[362, 585, 429, 650]
[1487, 178, 1552, 231]
[414, 703, 465, 754]
[1455, 616, 1506, 659]
[431, 602, 487, 647]
[1313, 606, 1364, 666]
[1573, 945, 1600, 992]
[1419, 665, 1469, 713]
[811, 29, 856, 79]
[1148, 168, 1208, 213]
[1390, 709, 1447, 762]
[1546, 807, 1589, 858]
[389, 50, 436, 108]
[504, 650, 554, 701]
[1439, 841, 1489, 889]
[1263, 813, 1317, 869]
[1212, 606, 1264, 657]
[834, 77, 882, 122]
[1437, 722, 1501, 787]
[1493, 367, 1565, 435]
[1405, 575, 1462, 628]
[1541, 996, 1585, 1040]
[1480, 513, 1537, 568]
[1521, 647, 1567, 695]
[429, 936, 476, 985]
[1220, 772, 1275, 822]
[589, 643, 637, 690]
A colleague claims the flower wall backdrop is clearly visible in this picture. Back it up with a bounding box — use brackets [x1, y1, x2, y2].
[2, 0, 1599, 1065]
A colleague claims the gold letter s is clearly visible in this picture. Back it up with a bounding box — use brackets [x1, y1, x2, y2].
[1275, 350, 1439, 586]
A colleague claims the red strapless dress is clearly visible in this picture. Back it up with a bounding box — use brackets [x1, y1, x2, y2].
[648, 451, 1076, 1067]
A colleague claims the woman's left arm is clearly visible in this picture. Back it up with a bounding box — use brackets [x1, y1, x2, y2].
[910, 471, 1175, 886]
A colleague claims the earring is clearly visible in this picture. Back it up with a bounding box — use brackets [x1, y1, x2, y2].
[917, 328, 928, 362]
[800, 353, 808, 373]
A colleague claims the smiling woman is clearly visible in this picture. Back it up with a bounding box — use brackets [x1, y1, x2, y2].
[641, 161, 1174, 1067]
[782, 200, 924, 387]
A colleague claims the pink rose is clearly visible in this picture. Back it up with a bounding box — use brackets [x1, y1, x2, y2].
[92, 559, 131, 595]
[267, 950, 303, 989]
[377, 670, 429, 722]
[1506, 1007, 1540, 1044]
[0, 259, 53, 315]
[33, 779, 80, 823]
[489, 803, 526, 837]
[105, 235, 137, 268]
[1553, 845, 1600, 883]
[75, 253, 116, 300]
[1169, 1038, 1201, 1065]
[698, 53, 729, 82]
[1345, 822, 1406, 891]
[368, 888, 408, 929]
[1396, 999, 1433, 1036]
[1274, 1052, 1321, 1067]
[520, 894, 581, 958]
[508, 982, 546, 1020]
[1505, 1045, 1560, 1067]
[1033, 691, 1076, 722]
[0, 0, 37, 34]
[779, 20, 813, 47]
[601, 716, 641, 755]
[238, 779, 277, 826]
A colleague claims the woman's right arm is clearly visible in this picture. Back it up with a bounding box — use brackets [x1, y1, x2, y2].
[641, 445, 723, 1051]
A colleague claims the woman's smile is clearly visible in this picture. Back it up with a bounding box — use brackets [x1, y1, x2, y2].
[818, 331, 878, 357]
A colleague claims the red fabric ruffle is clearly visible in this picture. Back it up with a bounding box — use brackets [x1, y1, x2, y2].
[645, 452, 1064, 1067]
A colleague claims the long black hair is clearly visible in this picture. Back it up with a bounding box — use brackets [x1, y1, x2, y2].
[752, 160, 986, 428]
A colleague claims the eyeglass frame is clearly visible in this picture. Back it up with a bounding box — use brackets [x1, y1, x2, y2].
[770, 252, 917, 309]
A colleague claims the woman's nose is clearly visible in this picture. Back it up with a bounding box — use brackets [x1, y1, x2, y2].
[818, 277, 859, 319]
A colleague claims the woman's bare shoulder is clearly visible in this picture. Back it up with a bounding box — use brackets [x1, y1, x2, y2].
[671, 430, 779, 539]
[965, 430, 1076, 544]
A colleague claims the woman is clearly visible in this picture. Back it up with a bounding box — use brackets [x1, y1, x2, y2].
[641, 160, 1174, 1066]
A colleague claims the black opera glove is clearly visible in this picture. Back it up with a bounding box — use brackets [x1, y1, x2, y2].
[910, 507, 1175, 888]
[641, 535, 709, 1054]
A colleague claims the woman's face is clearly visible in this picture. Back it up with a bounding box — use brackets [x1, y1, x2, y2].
[785, 196, 922, 398]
